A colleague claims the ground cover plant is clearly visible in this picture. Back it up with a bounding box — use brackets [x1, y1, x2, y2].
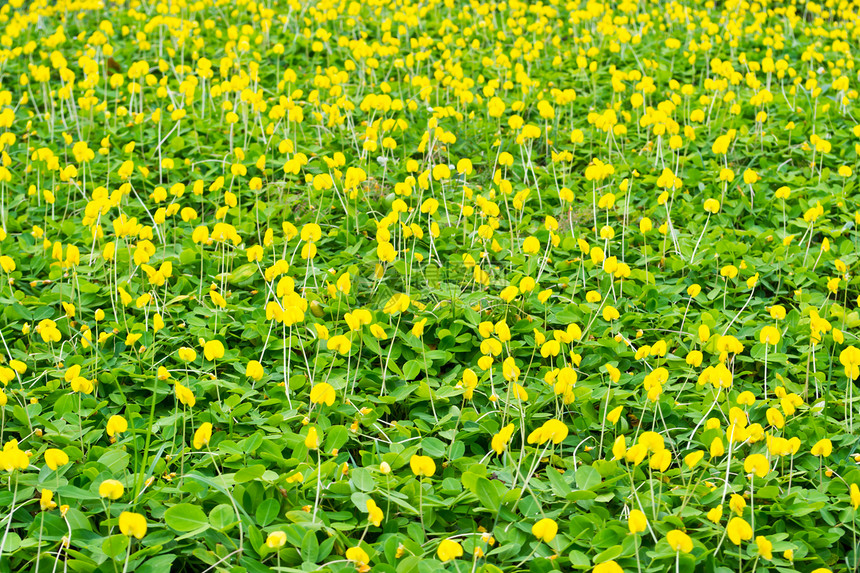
[0, 0, 859, 571]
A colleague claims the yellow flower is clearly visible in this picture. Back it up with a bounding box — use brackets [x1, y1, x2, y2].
[730, 494, 746, 515]
[519, 276, 536, 292]
[246, 360, 265, 381]
[70, 377, 94, 394]
[593, 562, 624, 573]
[305, 427, 320, 450]
[743, 454, 769, 478]
[366, 499, 384, 526]
[743, 169, 759, 185]
[840, 346, 860, 380]
[369, 324, 387, 339]
[301, 223, 322, 242]
[491, 424, 515, 455]
[177, 347, 197, 362]
[40, 489, 57, 511]
[44, 448, 69, 470]
[502, 356, 520, 381]
[527, 419, 569, 445]
[99, 479, 124, 500]
[174, 383, 196, 408]
[639, 431, 665, 453]
[327, 335, 352, 355]
[851, 483, 860, 510]
[602, 305, 620, 321]
[628, 509, 647, 534]
[605, 364, 621, 383]
[612, 435, 627, 460]
[347, 309, 372, 331]
[759, 325, 781, 345]
[727, 517, 753, 545]
[203, 340, 225, 361]
[409, 455, 436, 477]
[500, 286, 519, 303]
[437, 538, 463, 562]
[756, 535, 773, 560]
[411, 318, 428, 338]
[194, 422, 213, 449]
[376, 242, 395, 262]
[606, 406, 623, 425]
[540, 340, 560, 357]
[626, 443, 648, 466]
[310, 382, 336, 406]
[710, 437, 725, 458]
[106, 415, 129, 436]
[666, 530, 693, 553]
[531, 518, 558, 542]
[522, 236, 540, 255]
[684, 451, 704, 469]
[649, 449, 671, 472]
[707, 505, 723, 524]
[266, 531, 287, 548]
[0, 256, 15, 273]
[119, 511, 147, 539]
[461, 368, 479, 400]
[811, 438, 832, 457]
[737, 391, 755, 406]
[346, 546, 370, 566]
[720, 265, 738, 279]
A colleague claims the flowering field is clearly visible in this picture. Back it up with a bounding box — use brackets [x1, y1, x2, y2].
[0, 0, 860, 571]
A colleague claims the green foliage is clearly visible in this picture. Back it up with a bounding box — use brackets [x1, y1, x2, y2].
[0, 0, 858, 572]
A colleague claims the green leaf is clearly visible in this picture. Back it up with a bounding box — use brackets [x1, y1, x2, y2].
[136, 555, 177, 573]
[545, 468, 570, 497]
[228, 263, 259, 285]
[235, 464, 267, 483]
[593, 544, 623, 563]
[403, 359, 422, 381]
[575, 465, 602, 491]
[102, 534, 129, 560]
[164, 503, 211, 533]
[568, 550, 591, 568]
[351, 467, 375, 492]
[301, 529, 319, 562]
[421, 437, 447, 458]
[98, 450, 130, 474]
[325, 425, 349, 452]
[210, 504, 237, 530]
[255, 498, 280, 527]
[474, 477, 501, 511]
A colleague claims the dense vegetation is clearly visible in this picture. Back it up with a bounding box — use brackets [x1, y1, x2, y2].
[0, 0, 858, 571]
